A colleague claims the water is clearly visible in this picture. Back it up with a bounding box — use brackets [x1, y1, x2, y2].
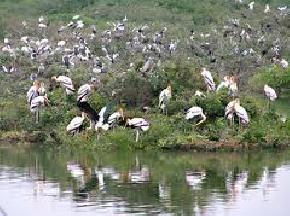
[0, 147, 290, 216]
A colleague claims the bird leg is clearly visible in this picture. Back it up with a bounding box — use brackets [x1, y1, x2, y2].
[36, 110, 39, 124]
[135, 129, 139, 142]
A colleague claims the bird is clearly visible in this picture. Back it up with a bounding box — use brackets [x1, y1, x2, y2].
[264, 4, 270, 14]
[225, 99, 238, 126]
[30, 95, 49, 123]
[38, 23, 47, 28]
[3, 38, 9, 44]
[234, 101, 249, 126]
[66, 117, 85, 135]
[126, 118, 149, 142]
[158, 83, 172, 114]
[72, 15, 80, 20]
[50, 76, 75, 95]
[186, 171, 206, 188]
[95, 108, 124, 132]
[248, 2, 254, 10]
[200, 67, 216, 92]
[277, 6, 287, 11]
[38, 16, 44, 23]
[184, 106, 206, 126]
[264, 84, 277, 103]
[123, 15, 128, 22]
[57, 40, 66, 47]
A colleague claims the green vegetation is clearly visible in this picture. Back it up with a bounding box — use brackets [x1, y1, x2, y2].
[0, 0, 290, 150]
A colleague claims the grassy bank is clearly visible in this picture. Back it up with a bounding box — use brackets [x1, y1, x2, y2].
[0, 0, 290, 151]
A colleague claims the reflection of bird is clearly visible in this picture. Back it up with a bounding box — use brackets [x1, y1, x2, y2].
[186, 171, 206, 188]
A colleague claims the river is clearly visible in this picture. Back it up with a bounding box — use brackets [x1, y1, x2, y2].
[0, 147, 290, 216]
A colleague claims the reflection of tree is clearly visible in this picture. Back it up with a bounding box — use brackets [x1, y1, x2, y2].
[0, 147, 290, 215]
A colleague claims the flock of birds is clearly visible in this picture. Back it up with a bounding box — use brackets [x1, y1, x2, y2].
[0, 1, 289, 142]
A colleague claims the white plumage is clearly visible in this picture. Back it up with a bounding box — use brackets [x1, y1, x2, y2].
[159, 86, 171, 110]
[30, 96, 47, 113]
[128, 118, 149, 132]
[264, 4, 270, 13]
[280, 59, 288, 68]
[185, 106, 206, 121]
[248, 1, 254, 10]
[201, 68, 216, 92]
[277, 6, 287, 11]
[264, 85, 277, 101]
[234, 103, 249, 125]
[66, 117, 84, 133]
[58, 41, 66, 47]
[38, 23, 47, 28]
[72, 15, 80, 20]
[54, 76, 74, 95]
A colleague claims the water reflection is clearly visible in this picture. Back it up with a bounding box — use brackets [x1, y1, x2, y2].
[0, 148, 290, 216]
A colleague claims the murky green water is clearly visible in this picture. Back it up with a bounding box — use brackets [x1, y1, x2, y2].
[0, 147, 290, 216]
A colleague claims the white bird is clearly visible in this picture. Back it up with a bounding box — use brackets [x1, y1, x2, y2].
[58, 41, 66, 47]
[72, 15, 80, 20]
[123, 15, 128, 22]
[185, 106, 206, 126]
[159, 84, 172, 114]
[264, 84, 277, 101]
[225, 99, 237, 125]
[248, 1, 254, 10]
[1, 66, 8, 73]
[51, 76, 75, 95]
[264, 4, 270, 13]
[22, 21, 27, 27]
[126, 118, 149, 142]
[66, 117, 85, 134]
[38, 16, 44, 23]
[200, 67, 216, 92]
[280, 59, 288, 68]
[30, 95, 49, 123]
[234, 102, 249, 126]
[76, 20, 84, 28]
[38, 23, 47, 28]
[3, 38, 9, 44]
[277, 6, 287, 11]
